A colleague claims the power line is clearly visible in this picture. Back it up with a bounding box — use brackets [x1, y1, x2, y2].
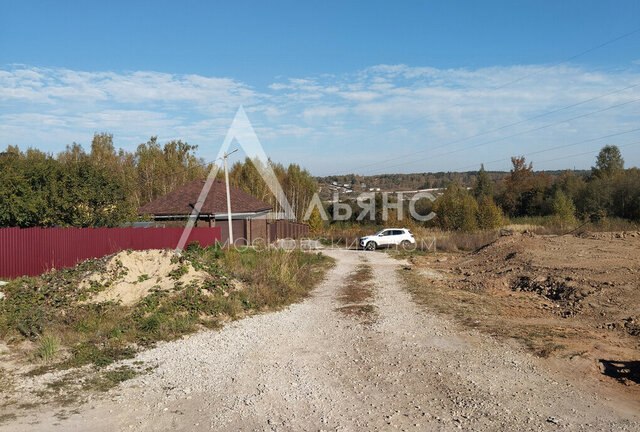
[450, 127, 640, 172]
[492, 27, 640, 89]
[353, 81, 640, 171]
[361, 96, 640, 174]
[532, 140, 640, 168]
[343, 26, 640, 170]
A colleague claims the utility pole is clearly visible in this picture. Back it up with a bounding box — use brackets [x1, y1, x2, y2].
[222, 149, 238, 246]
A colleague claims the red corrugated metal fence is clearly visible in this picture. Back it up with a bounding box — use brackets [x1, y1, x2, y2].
[0, 226, 221, 279]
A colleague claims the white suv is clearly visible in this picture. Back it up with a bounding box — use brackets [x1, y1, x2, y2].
[359, 228, 415, 251]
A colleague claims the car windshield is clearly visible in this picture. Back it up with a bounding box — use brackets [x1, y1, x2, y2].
[374, 230, 386, 236]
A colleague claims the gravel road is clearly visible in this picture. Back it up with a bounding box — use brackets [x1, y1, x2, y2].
[10, 249, 639, 431]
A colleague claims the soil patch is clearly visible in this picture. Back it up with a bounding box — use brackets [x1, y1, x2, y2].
[336, 263, 377, 324]
[405, 231, 640, 397]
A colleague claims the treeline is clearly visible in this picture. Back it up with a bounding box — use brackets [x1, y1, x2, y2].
[228, 158, 317, 221]
[0, 133, 317, 228]
[434, 145, 640, 231]
[2, 136, 636, 231]
[321, 145, 639, 231]
[320, 172, 489, 191]
[318, 169, 589, 193]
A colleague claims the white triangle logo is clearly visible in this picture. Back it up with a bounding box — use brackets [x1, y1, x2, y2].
[175, 106, 295, 251]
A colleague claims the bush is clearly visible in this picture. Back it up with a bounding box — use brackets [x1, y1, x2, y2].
[551, 190, 577, 227]
[307, 207, 324, 233]
[36, 334, 60, 363]
[433, 183, 478, 231]
[477, 196, 503, 229]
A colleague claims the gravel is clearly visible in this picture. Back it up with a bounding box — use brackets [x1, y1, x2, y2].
[9, 249, 639, 431]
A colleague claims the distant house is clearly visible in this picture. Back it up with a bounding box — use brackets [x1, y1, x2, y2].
[139, 178, 272, 244]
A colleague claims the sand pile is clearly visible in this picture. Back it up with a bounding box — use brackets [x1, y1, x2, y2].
[80, 249, 210, 306]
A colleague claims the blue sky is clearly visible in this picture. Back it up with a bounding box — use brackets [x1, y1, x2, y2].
[1, 0, 640, 175]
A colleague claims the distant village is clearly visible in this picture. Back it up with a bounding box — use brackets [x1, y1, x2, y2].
[318, 179, 446, 203]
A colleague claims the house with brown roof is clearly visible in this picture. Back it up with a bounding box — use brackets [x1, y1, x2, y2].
[139, 178, 272, 244]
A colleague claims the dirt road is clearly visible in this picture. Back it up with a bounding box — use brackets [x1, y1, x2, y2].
[9, 249, 639, 431]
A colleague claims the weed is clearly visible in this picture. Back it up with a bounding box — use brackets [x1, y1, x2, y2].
[88, 280, 108, 293]
[336, 264, 377, 324]
[168, 264, 189, 280]
[35, 334, 60, 363]
[86, 366, 139, 392]
[339, 264, 374, 303]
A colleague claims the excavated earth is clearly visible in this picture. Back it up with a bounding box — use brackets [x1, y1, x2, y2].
[410, 231, 640, 391]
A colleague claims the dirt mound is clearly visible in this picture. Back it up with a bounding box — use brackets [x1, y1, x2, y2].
[512, 275, 596, 315]
[457, 232, 640, 329]
[81, 249, 211, 306]
[409, 231, 640, 395]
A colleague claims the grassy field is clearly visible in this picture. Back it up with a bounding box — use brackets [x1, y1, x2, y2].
[314, 216, 639, 254]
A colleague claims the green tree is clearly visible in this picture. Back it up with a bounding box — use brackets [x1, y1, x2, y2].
[307, 207, 324, 233]
[231, 158, 318, 222]
[433, 183, 478, 231]
[0, 146, 135, 228]
[0, 150, 49, 227]
[477, 196, 503, 229]
[551, 190, 577, 227]
[611, 168, 640, 221]
[472, 164, 493, 199]
[557, 170, 586, 204]
[500, 156, 534, 216]
[579, 176, 613, 219]
[592, 145, 624, 179]
[135, 137, 208, 206]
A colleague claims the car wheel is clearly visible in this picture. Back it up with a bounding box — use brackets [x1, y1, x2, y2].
[365, 241, 376, 251]
[400, 240, 411, 248]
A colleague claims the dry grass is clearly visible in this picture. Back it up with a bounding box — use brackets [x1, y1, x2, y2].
[430, 230, 499, 252]
[220, 248, 333, 309]
[338, 264, 374, 303]
[335, 264, 377, 324]
[315, 215, 639, 256]
[0, 245, 333, 398]
[399, 268, 568, 358]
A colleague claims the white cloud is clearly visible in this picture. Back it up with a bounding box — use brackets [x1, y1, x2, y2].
[0, 66, 257, 110]
[1, 63, 639, 174]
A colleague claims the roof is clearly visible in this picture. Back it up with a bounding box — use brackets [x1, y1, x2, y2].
[138, 178, 272, 216]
